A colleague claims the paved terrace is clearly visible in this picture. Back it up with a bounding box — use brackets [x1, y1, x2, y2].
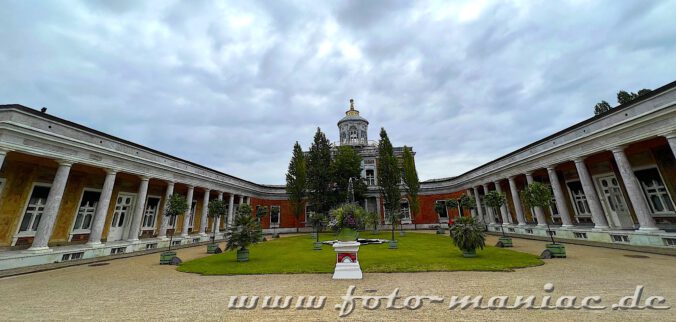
[0, 235, 674, 321]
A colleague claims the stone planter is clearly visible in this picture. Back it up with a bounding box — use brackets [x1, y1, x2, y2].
[311, 232, 318, 239]
[332, 241, 362, 279]
[498, 236, 513, 247]
[388, 240, 398, 249]
[159, 251, 176, 265]
[461, 248, 477, 258]
[436, 227, 445, 234]
[399, 231, 406, 237]
[313, 242, 323, 250]
[546, 243, 566, 258]
[236, 248, 249, 262]
[206, 244, 219, 254]
[337, 228, 359, 241]
[272, 233, 280, 239]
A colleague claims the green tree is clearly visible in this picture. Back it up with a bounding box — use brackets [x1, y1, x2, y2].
[330, 145, 366, 205]
[306, 128, 333, 216]
[377, 128, 402, 242]
[521, 182, 557, 244]
[484, 191, 507, 236]
[447, 194, 473, 219]
[401, 146, 420, 220]
[207, 199, 226, 243]
[225, 204, 263, 259]
[285, 141, 307, 232]
[165, 193, 189, 251]
[594, 100, 612, 115]
[618, 89, 652, 105]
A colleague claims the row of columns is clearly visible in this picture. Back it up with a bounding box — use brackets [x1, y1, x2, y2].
[469, 139, 676, 231]
[0, 153, 252, 251]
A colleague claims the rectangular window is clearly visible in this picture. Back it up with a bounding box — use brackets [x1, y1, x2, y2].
[142, 197, 161, 230]
[365, 169, 375, 186]
[435, 200, 449, 223]
[611, 235, 630, 243]
[574, 232, 588, 239]
[18, 185, 51, 234]
[566, 181, 593, 223]
[62, 252, 84, 261]
[72, 190, 101, 233]
[400, 199, 411, 223]
[525, 229, 533, 234]
[110, 247, 126, 255]
[145, 243, 157, 250]
[270, 206, 281, 227]
[635, 168, 675, 216]
[663, 238, 676, 247]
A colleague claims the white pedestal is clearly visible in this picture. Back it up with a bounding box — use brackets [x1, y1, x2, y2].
[332, 241, 363, 280]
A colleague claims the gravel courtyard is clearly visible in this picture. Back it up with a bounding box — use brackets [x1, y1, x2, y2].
[0, 235, 674, 321]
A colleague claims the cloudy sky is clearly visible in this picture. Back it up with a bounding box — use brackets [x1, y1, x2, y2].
[1, 0, 675, 184]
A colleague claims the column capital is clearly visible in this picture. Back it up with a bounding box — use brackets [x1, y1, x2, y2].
[203, 187, 211, 193]
[545, 165, 557, 172]
[185, 184, 194, 189]
[56, 159, 74, 167]
[665, 132, 676, 139]
[104, 168, 118, 175]
[524, 170, 533, 176]
[0, 148, 9, 155]
[610, 145, 628, 153]
[139, 175, 150, 181]
[164, 179, 175, 185]
[572, 156, 586, 163]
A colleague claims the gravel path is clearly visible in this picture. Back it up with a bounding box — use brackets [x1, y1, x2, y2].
[0, 235, 674, 321]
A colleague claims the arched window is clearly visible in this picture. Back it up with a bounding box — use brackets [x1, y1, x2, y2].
[349, 126, 358, 143]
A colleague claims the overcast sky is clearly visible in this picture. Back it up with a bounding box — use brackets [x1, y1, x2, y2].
[1, 1, 675, 184]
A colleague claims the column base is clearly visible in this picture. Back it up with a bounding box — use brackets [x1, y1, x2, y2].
[25, 246, 52, 253]
[158, 236, 169, 241]
[517, 222, 527, 226]
[635, 227, 665, 234]
[560, 225, 575, 229]
[592, 225, 610, 231]
[86, 241, 106, 248]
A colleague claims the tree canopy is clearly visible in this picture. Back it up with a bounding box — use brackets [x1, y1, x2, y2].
[285, 141, 307, 229]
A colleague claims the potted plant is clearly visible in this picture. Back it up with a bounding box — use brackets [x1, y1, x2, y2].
[160, 193, 189, 265]
[307, 211, 326, 250]
[331, 203, 365, 241]
[225, 204, 263, 262]
[484, 191, 513, 247]
[434, 201, 447, 234]
[522, 182, 566, 258]
[206, 199, 226, 254]
[386, 209, 401, 249]
[450, 216, 486, 257]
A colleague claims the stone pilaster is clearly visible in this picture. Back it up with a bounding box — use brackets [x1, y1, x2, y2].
[228, 194, 235, 226]
[546, 166, 574, 228]
[87, 169, 117, 246]
[158, 181, 174, 239]
[574, 158, 609, 230]
[508, 176, 526, 225]
[611, 147, 660, 231]
[181, 185, 194, 237]
[199, 188, 210, 236]
[28, 160, 73, 251]
[128, 176, 150, 242]
[473, 186, 485, 223]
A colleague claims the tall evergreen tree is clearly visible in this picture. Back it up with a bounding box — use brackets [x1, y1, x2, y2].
[330, 145, 366, 205]
[285, 141, 307, 232]
[401, 146, 420, 220]
[377, 128, 402, 242]
[306, 128, 333, 217]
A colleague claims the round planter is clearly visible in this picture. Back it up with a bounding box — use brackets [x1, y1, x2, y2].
[159, 251, 176, 265]
[546, 243, 566, 258]
[388, 240, 398, 249]
[498, 236, 513, 247]
[337, 228, 359, 241]
[462, 248, 477, 258]
[272, 233, 280, 239]
[311, 232, 318, 239]
[436, 227, 445, 235]
[236, 248, 249, 262]
[313, 242, 323, 250]
[399, 231, 406, 237]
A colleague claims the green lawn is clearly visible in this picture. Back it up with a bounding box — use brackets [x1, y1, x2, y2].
[177, 232, 543, 275]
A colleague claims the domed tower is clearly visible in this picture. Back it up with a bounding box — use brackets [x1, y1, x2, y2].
[338, 99, 369, 146]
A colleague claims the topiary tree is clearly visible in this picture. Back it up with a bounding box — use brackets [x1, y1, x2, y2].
[207, 199, 226, 244]
[447, 194, 473, 220]
[521, 182, 556, 244]
[225, 204, 263, 262]
[484, 190, 507, 236]
[165, 193, 189, 251]
[307, 211, 326, 243]
[362, 211, 379, 233]
[450, 216, 486, 257]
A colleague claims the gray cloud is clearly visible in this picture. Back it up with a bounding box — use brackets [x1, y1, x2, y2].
[1, 0, 675, 184]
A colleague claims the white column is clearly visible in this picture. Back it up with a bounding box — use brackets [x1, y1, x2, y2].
[246, 196, 251, 205]
[0, 149, 7, 171]
[611, 147, 660, 231]
[666, 134, 676, 158]
[466, 189, 477, 218]
[158, 181, 174, 239]
[573, 158, 609, 230]
[181, 185, 194, 237]
[473, 186, 485, 223]
[128, 176, 150, 242]
[28, 160, 73, 251]
[199, 188, 210, 236]
[215, 192, 223, 234]
[228, 193, 235, 226]
[493, 180, 510, 225]
[87, 169, 117, 246]
[482, 183, 496, 224]
[238, 195, 244, 207]
[508, 176, 526, 225]
[525, 171, 547, 226]
[546, 166, 574, 228]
